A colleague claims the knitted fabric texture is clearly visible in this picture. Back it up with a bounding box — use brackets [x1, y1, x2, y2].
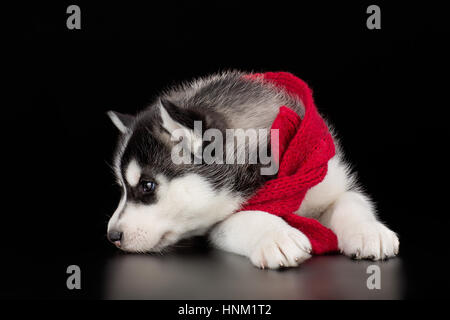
[240, 72, 338, 254]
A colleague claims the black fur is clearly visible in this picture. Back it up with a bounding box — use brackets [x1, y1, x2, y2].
[111, 71, 302, 203]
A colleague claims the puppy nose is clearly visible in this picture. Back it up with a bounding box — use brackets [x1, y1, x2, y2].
[108, 230, 123, 246]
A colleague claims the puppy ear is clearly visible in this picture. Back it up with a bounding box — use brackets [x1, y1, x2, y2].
[159, 98, 203, 155]
[107, 111, 135, 134]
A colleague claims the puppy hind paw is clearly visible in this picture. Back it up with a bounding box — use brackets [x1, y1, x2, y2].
[339, 221, 399, 261]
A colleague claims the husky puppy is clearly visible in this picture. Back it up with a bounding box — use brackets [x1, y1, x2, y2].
[106, 71, 399, 269]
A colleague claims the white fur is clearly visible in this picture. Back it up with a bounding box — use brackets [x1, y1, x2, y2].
[296, 156, 353, 218]
[107, 72, 400, 269]
[113, 132, 132, 184]
[299, 156, 400, 260]
[159, 103, 203, 154]
[125, 159, 141, 187]
[107, 111, 129, 134]
[319, 191, 399, 260]
[210, 211, 312, 269]
[107, 184, 127, 231]
[108, 152, 399, 266]
[210, 155, 399, 268]
[108, 173, 243, 253]
[301, 156, 399, 260]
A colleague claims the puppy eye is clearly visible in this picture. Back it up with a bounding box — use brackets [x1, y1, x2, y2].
[140, 180, 156, 193]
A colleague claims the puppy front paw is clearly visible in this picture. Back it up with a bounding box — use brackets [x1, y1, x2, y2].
[249, 227, 312, 269]
[339, 221, 399, 260]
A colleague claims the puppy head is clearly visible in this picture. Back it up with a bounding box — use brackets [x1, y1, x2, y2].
[106, 101, 244, 253]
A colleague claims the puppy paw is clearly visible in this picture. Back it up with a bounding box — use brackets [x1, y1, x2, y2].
[249, 227, 312, 269]
[339, 221, 399, 260]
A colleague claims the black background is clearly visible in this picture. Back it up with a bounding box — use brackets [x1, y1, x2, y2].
[4, 1, 449, 299]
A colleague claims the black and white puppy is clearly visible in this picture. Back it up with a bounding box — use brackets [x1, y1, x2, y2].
[106, 71, 399, 269]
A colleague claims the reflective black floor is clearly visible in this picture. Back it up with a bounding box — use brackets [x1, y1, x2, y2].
[6, 0, 446, 302]
[102, 248, 404, 300]
[1, 234, 444, 300]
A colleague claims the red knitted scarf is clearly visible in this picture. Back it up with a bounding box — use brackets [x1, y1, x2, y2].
[240, 72, 338, 254]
